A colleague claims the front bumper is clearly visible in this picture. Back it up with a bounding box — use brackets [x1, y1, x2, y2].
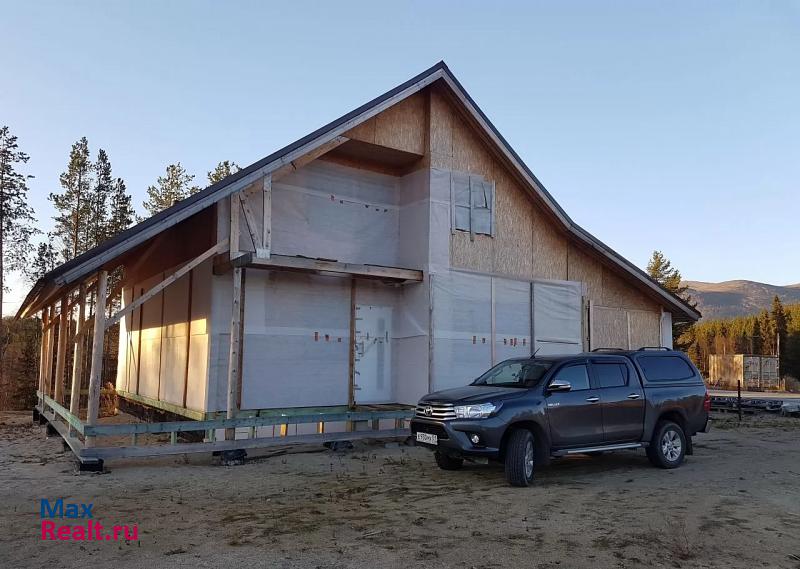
[410, 416, 506, 458]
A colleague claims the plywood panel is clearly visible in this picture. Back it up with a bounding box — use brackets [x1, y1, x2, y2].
[601, 267, 658, 311]
[493, 169, 533, 279]
[628, 310, 661, 349]
[567, 244, 603, 301]
[531, 203, 568, 281]
[374, 92, 426, 155]
[593, 306, 628, 349]
[451, 232, 493, 273]
[451, 116, 494, 178]
[346, 92, 426, 156]
[430, 89, 453, 158]
[345, 116, 377, 145]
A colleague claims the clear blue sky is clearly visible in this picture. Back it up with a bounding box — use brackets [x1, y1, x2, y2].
[2, 1, 799, 313]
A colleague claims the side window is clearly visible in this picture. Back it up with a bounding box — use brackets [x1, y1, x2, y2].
[553, 364, 590, 391]
[451, 172, 495, 238]
[637, 355, 695, 382]
[594, 363, 628, 388]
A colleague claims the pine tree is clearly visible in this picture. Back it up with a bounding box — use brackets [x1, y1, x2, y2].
[27, 238, 59, 282]
[142, 163, 199, 216]
[107, 178, 134, 237]
[208, 160, 240, 185]
[88, 149, 113, 247]
[646, 250, 697, 347]
[51, 137, 93, 261]
[770, 295, 787, 360]
[0, 126, 37, 376]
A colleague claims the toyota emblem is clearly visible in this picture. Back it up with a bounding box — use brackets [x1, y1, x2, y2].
[424, 406, 433, 417]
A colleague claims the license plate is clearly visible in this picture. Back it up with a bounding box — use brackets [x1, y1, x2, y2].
[416, 431, 438, 445]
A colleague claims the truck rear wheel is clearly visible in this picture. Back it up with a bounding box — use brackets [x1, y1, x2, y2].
[504, 429, 535, 487]
[647, 420, 686, 469]
[434, 451, 463, 470]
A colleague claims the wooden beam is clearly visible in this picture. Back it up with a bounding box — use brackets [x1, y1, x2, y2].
[81, 428, 409, 461]
[225, 266, 243, 440]
[105, 240, 227, 329]
[229, 193, 241, 260]
[348, 279, 357, 409]
[38, 309, 48, 399]
[240, 253, 423, 283]
[237, 193, 262, 251]
[260, 174, 271, 258]
[182, 270, 193, 408]
[272, 136, 348, 181]
[44, 305, 55, 398]
[69, 283, 86, 433]
[85, 270, 108, 447]
[53, 296, 69, 404]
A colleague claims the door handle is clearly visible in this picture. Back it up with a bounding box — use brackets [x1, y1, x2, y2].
[585, 396, 600, 403]
[627, 393, 641, 400]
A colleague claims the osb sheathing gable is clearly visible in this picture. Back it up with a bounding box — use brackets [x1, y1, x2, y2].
[345, 91, 427, 156]
[593, 306, 628, 349]
[628, 310, 661, 348]
[429, 86, 661, 314]
[433, 88, 568, 281]
[601, 267, 659, 311]
[567, 244, 603, 300]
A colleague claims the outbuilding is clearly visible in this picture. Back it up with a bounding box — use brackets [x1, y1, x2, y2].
[20, 62, 700, 463]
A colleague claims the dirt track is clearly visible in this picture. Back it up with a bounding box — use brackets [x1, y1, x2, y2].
[1, 411, 799, 568]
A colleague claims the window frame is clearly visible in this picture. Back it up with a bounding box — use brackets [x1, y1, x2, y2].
[549, 361, 592, 392]
[591, 360, 629, 389]
[635, 354, 697, 383]
[450, 172, 495, 240]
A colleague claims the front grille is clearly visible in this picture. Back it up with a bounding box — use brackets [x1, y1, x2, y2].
[415, 402, 456, 421]
[411, 421, 449, 439]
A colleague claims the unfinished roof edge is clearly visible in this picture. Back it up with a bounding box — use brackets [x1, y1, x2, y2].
[18, 61, 700, 321]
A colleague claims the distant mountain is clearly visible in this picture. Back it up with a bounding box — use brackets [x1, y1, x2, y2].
[684, 280, 800, 320]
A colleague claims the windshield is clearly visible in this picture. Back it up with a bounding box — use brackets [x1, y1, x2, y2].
[472, 360, 553, 388]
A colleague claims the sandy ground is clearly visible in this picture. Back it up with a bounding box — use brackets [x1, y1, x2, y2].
[1, 411, 799, 569]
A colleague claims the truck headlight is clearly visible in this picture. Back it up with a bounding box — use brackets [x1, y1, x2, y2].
[454, 402, 498, 419]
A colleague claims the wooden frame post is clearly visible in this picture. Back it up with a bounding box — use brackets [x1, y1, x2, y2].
[69, 283, 86, 434]
[38, 308, 48, 403]
[347, 278, 357, 410]
[225, 266, 243, 440]
[53, 296, 69, 404]
[260, 174, 271, 258]
[44, 305, 55, 399]
[86, 270, 108, 447]
[229, 193, 241, 260]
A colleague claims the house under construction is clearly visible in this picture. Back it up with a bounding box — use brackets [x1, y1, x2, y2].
[19, 62, 700, 467]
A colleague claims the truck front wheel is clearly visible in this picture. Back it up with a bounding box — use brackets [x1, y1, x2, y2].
[647, 420, 686, 469]
[504, 429, 535, 487]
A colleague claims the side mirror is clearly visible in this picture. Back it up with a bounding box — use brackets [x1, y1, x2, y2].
[547, 380, 572, 393]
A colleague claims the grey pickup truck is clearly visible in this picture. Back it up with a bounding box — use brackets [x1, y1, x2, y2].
[410, 348, 711, 486]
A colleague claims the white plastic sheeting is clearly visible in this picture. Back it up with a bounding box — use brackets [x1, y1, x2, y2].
[432, 271, 585, 391]
[432, 271, 492, 391]
[494, 278, 532, 362]
[238, 271, 351, 410]
[532, 281, 583, 355]
[270, 161, 400, 266]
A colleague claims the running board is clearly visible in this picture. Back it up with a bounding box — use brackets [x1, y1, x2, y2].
[551, 442, 644, 457]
